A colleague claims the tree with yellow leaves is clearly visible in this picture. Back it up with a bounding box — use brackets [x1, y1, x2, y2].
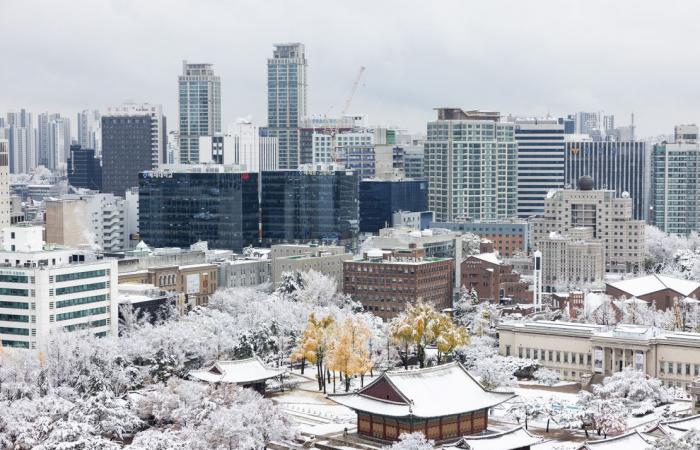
[389, 310, 414, 370]
[290, 313, 335, 393]
[326, 316, 372, 392]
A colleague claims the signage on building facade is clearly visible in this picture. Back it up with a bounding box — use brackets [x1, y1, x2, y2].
[594, 348, 603, 373]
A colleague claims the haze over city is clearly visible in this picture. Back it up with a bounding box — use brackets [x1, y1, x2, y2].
[2, 0, 699, 136]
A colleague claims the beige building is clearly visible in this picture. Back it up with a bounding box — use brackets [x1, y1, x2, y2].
[499, 320, 700, 389]
[532, 177, 645, 275]
[0, 140, 9, 230]
[271, 244, 352, 290]
[45, 198, 89, 248]
[539, 227, 605, 290]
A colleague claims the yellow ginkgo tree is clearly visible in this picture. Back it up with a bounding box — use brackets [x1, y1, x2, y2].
[291, 313, 335, 393]
[326, 316, 372, 392]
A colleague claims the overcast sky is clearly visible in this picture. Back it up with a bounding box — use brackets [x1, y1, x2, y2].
[1, 0, 698, 137]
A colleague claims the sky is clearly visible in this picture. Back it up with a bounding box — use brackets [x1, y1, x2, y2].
[1, 0, 699, 137]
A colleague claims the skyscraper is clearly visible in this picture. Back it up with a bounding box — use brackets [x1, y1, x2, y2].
[267, 43, 307, 169]
[0, 139, 9, 229]
[178, 61, 221, 164]
[101, 114, 154, 196]
[425, 108, 518, 222]
[564, 138, 648, 220]
[651, 125, 700, 235]
[77, 109, 101, 154]
[47, 115, 71, 170]
[4, 110, 35, 174]
[514, 118, 565, 218]
[106, 103, 165, 166]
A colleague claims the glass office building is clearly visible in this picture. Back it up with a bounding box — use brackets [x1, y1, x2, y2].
[359, 179, 428, 233]
[138, 169, 259, 251]
[260, 169, 358, 246]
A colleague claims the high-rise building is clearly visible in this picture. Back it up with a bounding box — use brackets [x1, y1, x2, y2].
[139, 165, 259, 251]
[532, 177, 645, 275]
[47, 115, 71, 170]
[3, 109, 35, 174]
[77, 110, 101, 154]
[312, 130, 376, 177]
[575, 112, 600, 136]
[359, 179, 428, 234]
[67, 145, 102, 191]
[106, 103, 165, 166]
[267, 43, 307, 169]
[514, 118, 565, 218]
[198, 120, 278, 172]
[101, 114, 154, 197]
[37, 113, 50, 167]
[299, 116, 354, 165]
[260, 167, 358, 247]
[178, 61, 221, 164]
[0, 224, 118, 352]
[0, 140, 9, 229]
[425, 108, 517, 222]
[564, 138, 648, 220]
[651, 125, 700, 235]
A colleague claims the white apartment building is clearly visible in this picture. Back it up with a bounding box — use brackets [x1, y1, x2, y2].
[0, 140, 9, 230]
[198, 120, 278, 172]
[0, 225, 118, 352]
[532, 177, 645, 275]
[538, 227, 605, 290]
[106, 102, 166, 166]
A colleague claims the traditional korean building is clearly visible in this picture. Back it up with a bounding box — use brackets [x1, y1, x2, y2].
[188, 356, 286, 394]
[445, 426, 544, 450]
[328, 362, 514, 442]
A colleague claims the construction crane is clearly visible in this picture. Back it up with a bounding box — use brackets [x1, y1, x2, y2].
[327, 66, 366, 164]
[341, 66, 365, 116]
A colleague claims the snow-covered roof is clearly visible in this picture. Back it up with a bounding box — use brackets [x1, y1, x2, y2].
[471, 252, 501, 265]
[445, 426, 544, 450]
[328, 362, 514, 419]
[577, 430, 653, 449]
[189, 357, 286, 385]
[661, 413, 700, 431]
[608, 274, 700, 297]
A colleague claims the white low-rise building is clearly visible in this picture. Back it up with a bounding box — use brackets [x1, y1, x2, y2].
[0, 224, 118, 352]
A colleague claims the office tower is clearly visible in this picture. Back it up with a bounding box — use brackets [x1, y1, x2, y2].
[37, 113, 50, 166]
[101, 114, 154, 196]
[514, 118, 565, 218]
[0, 225, 118, 351]
[4, 110, 35, 174]
[564, 138, 648, 220]
[178, 61, 221, 164]
[425, 108, 517, 222]
[47, 115, 71, 170]
[651, 125, 700, 235]
[0, 140, 9, 229]
[602, 114, 615, 137]
[558, 115, 575, 134]
[67, 145, 102, 191]
[106, 103, 166, 166]
[267, 43, 307, 169]
[299, 116, 354, 165]
[77, 110, 101, 154]
[575, 112, 600, 135]
[260, 167, 359, 247]
[198, 120, 278, 172]
[532, 177, 645, 275]
[139, 165, 259, 251]
[397, 132, 426, 180]
[359, 179, 427, 233]
[312, 130, 376, 177]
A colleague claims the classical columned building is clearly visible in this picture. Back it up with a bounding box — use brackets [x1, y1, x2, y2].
[329, 362, 513, 442]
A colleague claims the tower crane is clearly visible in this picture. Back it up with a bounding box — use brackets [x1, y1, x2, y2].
[327, 66, 366, 164]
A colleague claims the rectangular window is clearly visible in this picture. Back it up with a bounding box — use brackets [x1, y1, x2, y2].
[56, 282, 106, 296]
[0, 287, 29, 297]
[56, 294, 106, 309]
[0, 301, 29, 309]
[518, 347, 523, 358]
[0, 313, 28, 322]
[526, 348, 531, 359]
[564, 352, 568, 363]
[56, 270, 106, 282]
[556, 351, 561, 362]
[0, 326, 29, 335]
[0, 274, 28, 283]
[505, 345, 511, 357]
[1, 340, 29, 349]
[55, 307, 107, 322]
[549, 351, 553, 362]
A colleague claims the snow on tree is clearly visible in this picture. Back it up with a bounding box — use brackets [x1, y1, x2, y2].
[621, 298, 649, 325]
[461, 232, 482, 257]
[649, 429, 700, 450]
[533, 368, 560, 386]
[386, 432, 435, 450]
[126, 430, 187, 450]
[592, 368, 672, 406]
[578, 393, 627, 438]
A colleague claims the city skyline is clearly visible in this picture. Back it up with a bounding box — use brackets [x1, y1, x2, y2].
[2, 1, 700, 137]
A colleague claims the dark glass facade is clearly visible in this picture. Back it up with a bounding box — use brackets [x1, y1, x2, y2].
[67, 145, 102, 191]
[260, 170, 359, 246]
[138, 171, 259, 251]
[102, 115, 154, 196]
[359, 179, 428, 233]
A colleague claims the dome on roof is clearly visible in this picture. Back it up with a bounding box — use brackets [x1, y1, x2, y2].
[578, 176, 594, 191]
[621, 191, 630, 198]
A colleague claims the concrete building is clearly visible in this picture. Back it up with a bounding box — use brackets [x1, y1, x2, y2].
[343, 248, 454, 320]
[117, 284, 177, 325]
[0, 225, 118, 352]
[267, 43, 307, 170]
[101, 114, 155, 197]
[44, 198, 89, 249]
[124, 187, 139, 249]
[271, 244, 351, 290]
[67, 145, 102, 191]
[199, 119, 278, 172]
[392, 211, 434, 231]
[425, 108, 517, 222]
[565, 137, 649, 220]
[298, 116, 355, 165]
[538, 227, 606, 291]
[431, 220, 530, 257]
[461, 252, 531, 304]
[105, 103, 166, 167]
[219, 258, 271, 289]
[178, 61, 221, 164]
[374, 145, 405, 180]
[0, 140, 9, 230]
[532, 177, 645, 275]
[365, 227, 463, 289]
[514, 118, 565, 218]
[499, 320, 700, 388]
[139, 165, 259, 252]
[651, 125, 700, 235]
[76, 109, 101, 154]
[46, 115, 71, 170]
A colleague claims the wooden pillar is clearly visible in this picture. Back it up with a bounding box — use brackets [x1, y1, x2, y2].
[424, 420, 428, 439]
[409, 418, 414, 433]
[470, 411, 474, 433]
[457, 413, 461, 436]
[383, 416, 386, 440]
[439, 416, 443, 441]
[369, 414, 373, 437]
[484, 409, 488, 429]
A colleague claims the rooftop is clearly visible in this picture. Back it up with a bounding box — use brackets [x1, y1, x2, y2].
[608, 274, 700, 297]
[189, 357, 286, 385]
[445, 426, 544, 450]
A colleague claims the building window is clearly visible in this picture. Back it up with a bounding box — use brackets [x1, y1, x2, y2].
[505, 345, 511, 357]
[556, 351, 561, 362]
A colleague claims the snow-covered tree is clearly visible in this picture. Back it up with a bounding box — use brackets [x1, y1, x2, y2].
[592, 368, 672, 406]
[533, 368, 560, 386]
[578, 393, 627, 438]
[649, 429, 700, 450]
[386, 432, 434, 450]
